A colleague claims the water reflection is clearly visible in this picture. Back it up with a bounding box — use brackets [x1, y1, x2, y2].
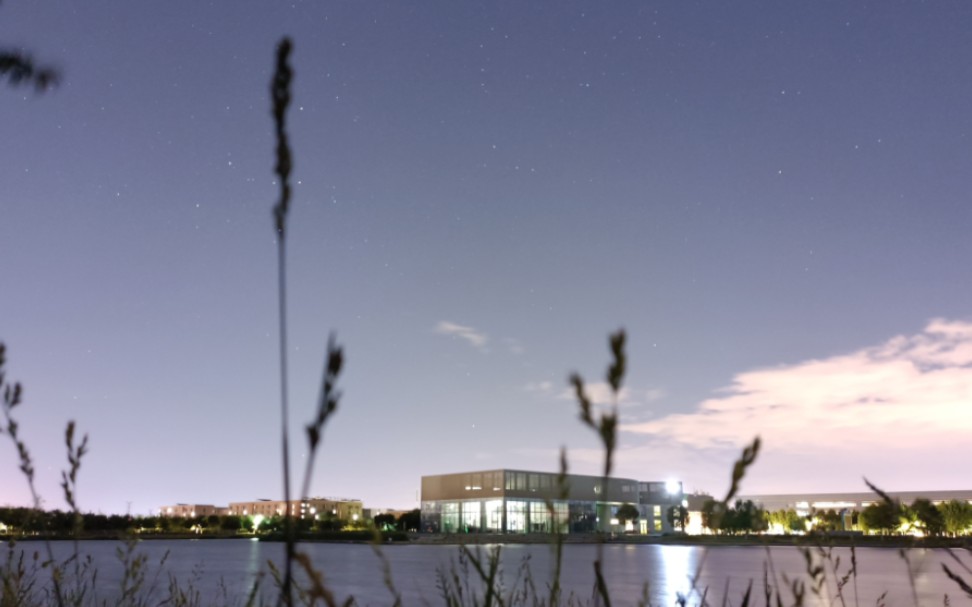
[657, 545, 696, 602]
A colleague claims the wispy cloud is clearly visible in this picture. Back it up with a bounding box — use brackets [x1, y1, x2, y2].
[628, 319, 972, 453]
[435, 321, 488, 350]
[524, 380, 554, 394]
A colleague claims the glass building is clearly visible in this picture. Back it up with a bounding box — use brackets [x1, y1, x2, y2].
[420, 469, 682, 534]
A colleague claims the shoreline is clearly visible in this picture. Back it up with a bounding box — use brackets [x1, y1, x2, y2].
[5, 532, 970, 550]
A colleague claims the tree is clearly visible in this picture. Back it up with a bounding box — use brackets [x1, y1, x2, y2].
[721, 500, 767, 535]
[940, 500, 972, 536]
[397, 509, 420, 532]
[616, 503, 639, 527]
[374, 513, 396, 531]
[666, 504, 688, 532]
[700, 499, 722, 533]
[859, 501, 900, 534]
[909, 498, 944, 536]
[219, 515, 243, 531]
[786, 510, 807, 533]
[812, 509, 843, 532]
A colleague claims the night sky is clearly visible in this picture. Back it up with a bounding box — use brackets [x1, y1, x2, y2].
[3, 1, 972, 515]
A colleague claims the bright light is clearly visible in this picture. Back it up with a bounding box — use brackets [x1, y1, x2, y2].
[252, 514, 265, 531]
[352, 514, 359, 521]
[665, 480, 681, 495]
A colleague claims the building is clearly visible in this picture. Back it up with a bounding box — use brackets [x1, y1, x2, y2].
[637, 480, 685, 532]
[227, 497, 363, 522]
[420, 469, 682, 534]
[158, 504, 227, 518]
[739, 490, 972, 516]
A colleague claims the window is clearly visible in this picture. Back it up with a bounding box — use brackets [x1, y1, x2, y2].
[506, 500, 527, 533]
[442, 502, 459, 533]
[484, 500, 503, 532]
[462, 501, 481, 531]
[530, 501, 549, 532]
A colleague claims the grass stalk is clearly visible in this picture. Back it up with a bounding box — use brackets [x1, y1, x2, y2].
[269, 36, 296, 607]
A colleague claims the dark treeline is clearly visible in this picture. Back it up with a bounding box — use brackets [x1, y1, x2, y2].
[691, 497, 972, 537]
[0, 506, 421, 539]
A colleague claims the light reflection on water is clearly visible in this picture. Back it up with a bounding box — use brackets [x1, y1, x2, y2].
[3, 539, 965, 605]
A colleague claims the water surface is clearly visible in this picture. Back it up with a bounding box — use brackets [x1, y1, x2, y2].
[5, 539, 965, 605]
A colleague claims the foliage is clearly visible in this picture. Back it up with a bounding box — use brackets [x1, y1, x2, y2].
[765, 509, 805, 534]
[720, 500, 768, 535]
[940, 499, 972, 536]
[373, 513, 396, 530]
[699, 498, 766, 535]
[616, 503, 639, 526]
[909, 498, 945, 536]
[811, 509, 843, 532]
[859, 500, 901, 535]
[397, 509, 420, 532]
[665, 504, 688, 532]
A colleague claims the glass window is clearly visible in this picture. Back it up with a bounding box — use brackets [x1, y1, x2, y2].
[484, 500, 503, 532]
[442, 502, 459, 533]
[530, 501, 549, 532]
[505, 471, 514, 491]
[462, 501, 481, 532]
[516, 473, 526, 491]
[506, 500, 527, 533]
[528, 474, 539, 491]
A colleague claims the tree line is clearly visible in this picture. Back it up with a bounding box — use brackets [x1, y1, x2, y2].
[0, 506, 421, 537]
[684, 497, 972, 536]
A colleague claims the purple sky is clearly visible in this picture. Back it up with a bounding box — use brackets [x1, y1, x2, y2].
[3, 1, 972, 515]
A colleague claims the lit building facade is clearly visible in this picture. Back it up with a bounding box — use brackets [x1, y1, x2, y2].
[158, 504, 227, 518]
[420, 469, 682, 534]
[740, 490, 972, 518]
[227, 498, 363, 521]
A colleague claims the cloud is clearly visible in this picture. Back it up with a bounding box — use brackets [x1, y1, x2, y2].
[628, 319, 972, 454]
[524, 380, 554, 394]
[435, 321, 488, 349]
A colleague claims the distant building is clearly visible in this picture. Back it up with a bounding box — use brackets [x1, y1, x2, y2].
[158, 504, 227, 518]
[227, 497, 363, 521]
[420, 469, 682, 534]
[739, 490, 972, 516]
[682, 493, 715, 535]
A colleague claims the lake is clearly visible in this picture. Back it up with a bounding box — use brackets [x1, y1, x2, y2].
[3, 539, 967, 605]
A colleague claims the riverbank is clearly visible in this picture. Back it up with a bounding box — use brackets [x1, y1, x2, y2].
[410, 532, 972, 549]
[5, 531, 970, 550]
